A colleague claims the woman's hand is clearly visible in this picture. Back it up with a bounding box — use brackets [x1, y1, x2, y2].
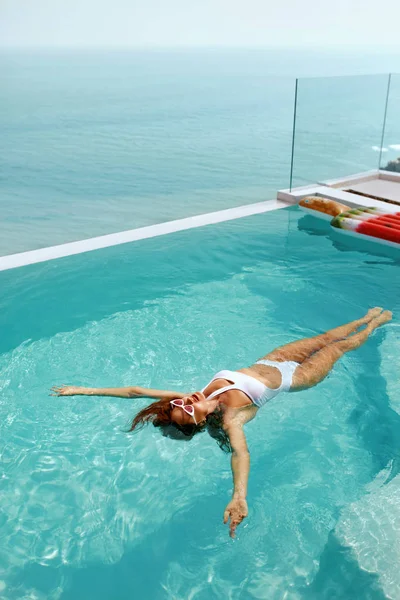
[51, 385, 84, 396]
[223, 497, 248, 538]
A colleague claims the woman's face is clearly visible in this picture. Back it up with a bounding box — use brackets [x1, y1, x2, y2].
[170, 391, 219, 426]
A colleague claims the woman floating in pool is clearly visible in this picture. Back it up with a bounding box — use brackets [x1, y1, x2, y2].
[52, 308, 391, 538]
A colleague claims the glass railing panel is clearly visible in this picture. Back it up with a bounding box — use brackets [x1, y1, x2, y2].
[380, 73, 400, 173]
[291, 74, 390, 190]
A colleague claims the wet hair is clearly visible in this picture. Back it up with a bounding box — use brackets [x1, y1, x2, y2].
[129, 397, 232, 453]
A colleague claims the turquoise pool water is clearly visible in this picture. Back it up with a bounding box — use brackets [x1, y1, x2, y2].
[1, 206, 400, 599]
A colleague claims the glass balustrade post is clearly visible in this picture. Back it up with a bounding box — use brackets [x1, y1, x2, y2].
[378, 74, 392, 170]
[289, 78, 298, 192]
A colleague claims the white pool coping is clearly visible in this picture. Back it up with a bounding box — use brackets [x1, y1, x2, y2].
[0, 199, 289, 272]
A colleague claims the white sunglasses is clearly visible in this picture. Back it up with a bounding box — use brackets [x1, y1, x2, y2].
[170, 398, 198, 425]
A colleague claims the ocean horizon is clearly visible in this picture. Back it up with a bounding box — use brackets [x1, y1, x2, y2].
[1, 47, 399, 255]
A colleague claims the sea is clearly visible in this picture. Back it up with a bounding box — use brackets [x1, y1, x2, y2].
[0, 47, 399, 255]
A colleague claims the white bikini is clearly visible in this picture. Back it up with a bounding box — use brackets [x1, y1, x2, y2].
[201, 360, 300, 408]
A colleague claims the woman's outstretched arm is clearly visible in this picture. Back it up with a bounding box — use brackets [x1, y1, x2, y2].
[222, 406, 257, 538]
[50, 385, 186, 400]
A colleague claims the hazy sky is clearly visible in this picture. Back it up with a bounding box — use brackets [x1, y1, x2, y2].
[1, 0, 400, 48]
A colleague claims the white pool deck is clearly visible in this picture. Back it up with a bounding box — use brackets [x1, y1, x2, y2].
[1, 170, 399, 272]
[347, 179, 400, 204]
[278, 169, 400, 211]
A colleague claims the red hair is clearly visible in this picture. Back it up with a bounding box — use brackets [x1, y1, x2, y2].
[129, 397, 174, 432]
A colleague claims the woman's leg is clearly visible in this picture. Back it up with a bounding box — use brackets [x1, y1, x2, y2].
[291, 310, 392, 390]
[261, 307, 383, 364]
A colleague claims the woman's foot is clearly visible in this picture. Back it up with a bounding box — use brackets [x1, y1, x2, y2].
[367, 310, 392, 333]
[365, 307, 383, 321]
[351, 308, 383, 333]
